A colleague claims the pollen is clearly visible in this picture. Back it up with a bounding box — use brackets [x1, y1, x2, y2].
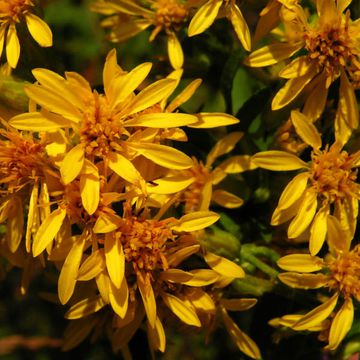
[304, 13, 355, 82]
[80, 92, 127, 157]
[327, 245, 360, 301]
[153, 0, 188, 30]
[309, 145, 358, 203]
[0, 0, 33, 21]
[119, 214, 176, 276]
[182, 158, 211, 212]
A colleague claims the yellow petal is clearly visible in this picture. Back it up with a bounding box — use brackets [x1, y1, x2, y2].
[105, 233, 125, 289]
[159, 269, 194, 283]
[32, 208, 67, 257]
[205, 252, 245, 278]
[171, 211, 220, 232]
[126, 78, 176, 115]
[0, 25, 6, 61]
[65, 296, 107, 319]
[25, 13, 52, 47]
[228, 3, 251, 51]
[147, 317, 166, 352]
[277, 172, 309, 210]
[293, 293, 339, 331]
[212, 189, 244, 209]
[339, 70, 359, 129]
[186, 288, 216, 312]
[26, 183, 38, 253]
[279, 56, 313, 79]
[60, 144, 85, 184]
[9, 111, 71, 131]
[108, 151, 143, 184]
[93, 213, 122, 233]
[189, 112, 239, 128]
[277, 254, 323, 272]
[6, 24, 20, 68]
[272, 66, 318, 110]
[161, 292, 201, 327]
[80, 160, 100, 215]
[206, 132, 243, 167]
[221, 307, 261, 359]
[252, 150, 308, 171]
[218, 155, 257, 173]
[288, 190, 317, 238]
[271, 196, 302, 226]
[109, 276, 129, 318]
[24, 84, 83, 123]
[167, 244, 200, 267]
[77, 249, 106, 281]
[188, 0, 223, 36]
[244, 42, 302, 67]
[32, 68, 83, 109]
[278, 272, 328, 289]
[327, 215, 349, 254]
[96, 271, 110, 304]
[182, 269, 219, 286]
[6, 197, 23, 253]
[220, 298, 257, 311]
[109, 19, 151, 42]
[147, 175, 195, 195]
[309, 205, 329, 256]
[291, 110, 322, 149]
[58, 235, 86, 304]
[166, 78, 202, 113]
[128, 142, 193, 170]
[138, 277, 157, 327]
[125, 113, 197, 128]
[303, 72, 328, 121]
[110, 62, 152, 108]
[167, 32, 183, 69]
[327, 297, 354, 350]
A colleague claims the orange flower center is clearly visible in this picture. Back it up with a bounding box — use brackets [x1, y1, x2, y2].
[327, 245, 360, 300]
[309, 145, 358, 203]
[182, 159, 211, 212]
[304, 14, 355, 81]
[80, 92, 127, 157]
[119, 215, 176, 276]
[0, 131, 45, 191]
[0, 0, 32, 21]
[153, 0, 188, 30]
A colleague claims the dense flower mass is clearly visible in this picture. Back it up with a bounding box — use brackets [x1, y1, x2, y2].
[2, 0, 360, 358]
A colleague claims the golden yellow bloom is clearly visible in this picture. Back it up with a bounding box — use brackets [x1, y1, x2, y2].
[148, 132, 255, 212]
[0, 0, 52, 68]
[252, 110, 360, 255]
[274, 218, 359, 350]
[0, 128, 56, 253]
[246, 0, 360, 139]
[91, 0, 195, 69]
[188, 0, 251, 51]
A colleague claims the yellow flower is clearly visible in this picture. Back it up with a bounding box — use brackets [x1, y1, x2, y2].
[252, 110, 360, 255]
[246, 0, 360, 139]
[91, 0, 194, 69]
[188, 0, 251, 51]
[274, 218, 359, 350]
[61, 204, 224, 352]
[0, 0, 52, 68]
[0, 128, 56, 253]
[148, 131, 255, 212]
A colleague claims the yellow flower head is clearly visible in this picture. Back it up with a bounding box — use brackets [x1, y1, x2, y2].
[246, 0, 360, 136]
[188, 0, 251, 50]
[252, 110, 360, 255]
[0, 0, 52, 68]
[91, 0, 193, 69]
[275, 219, 360, 350]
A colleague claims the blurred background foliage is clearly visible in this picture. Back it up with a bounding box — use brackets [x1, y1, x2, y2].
[1, 0, 360, 359]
